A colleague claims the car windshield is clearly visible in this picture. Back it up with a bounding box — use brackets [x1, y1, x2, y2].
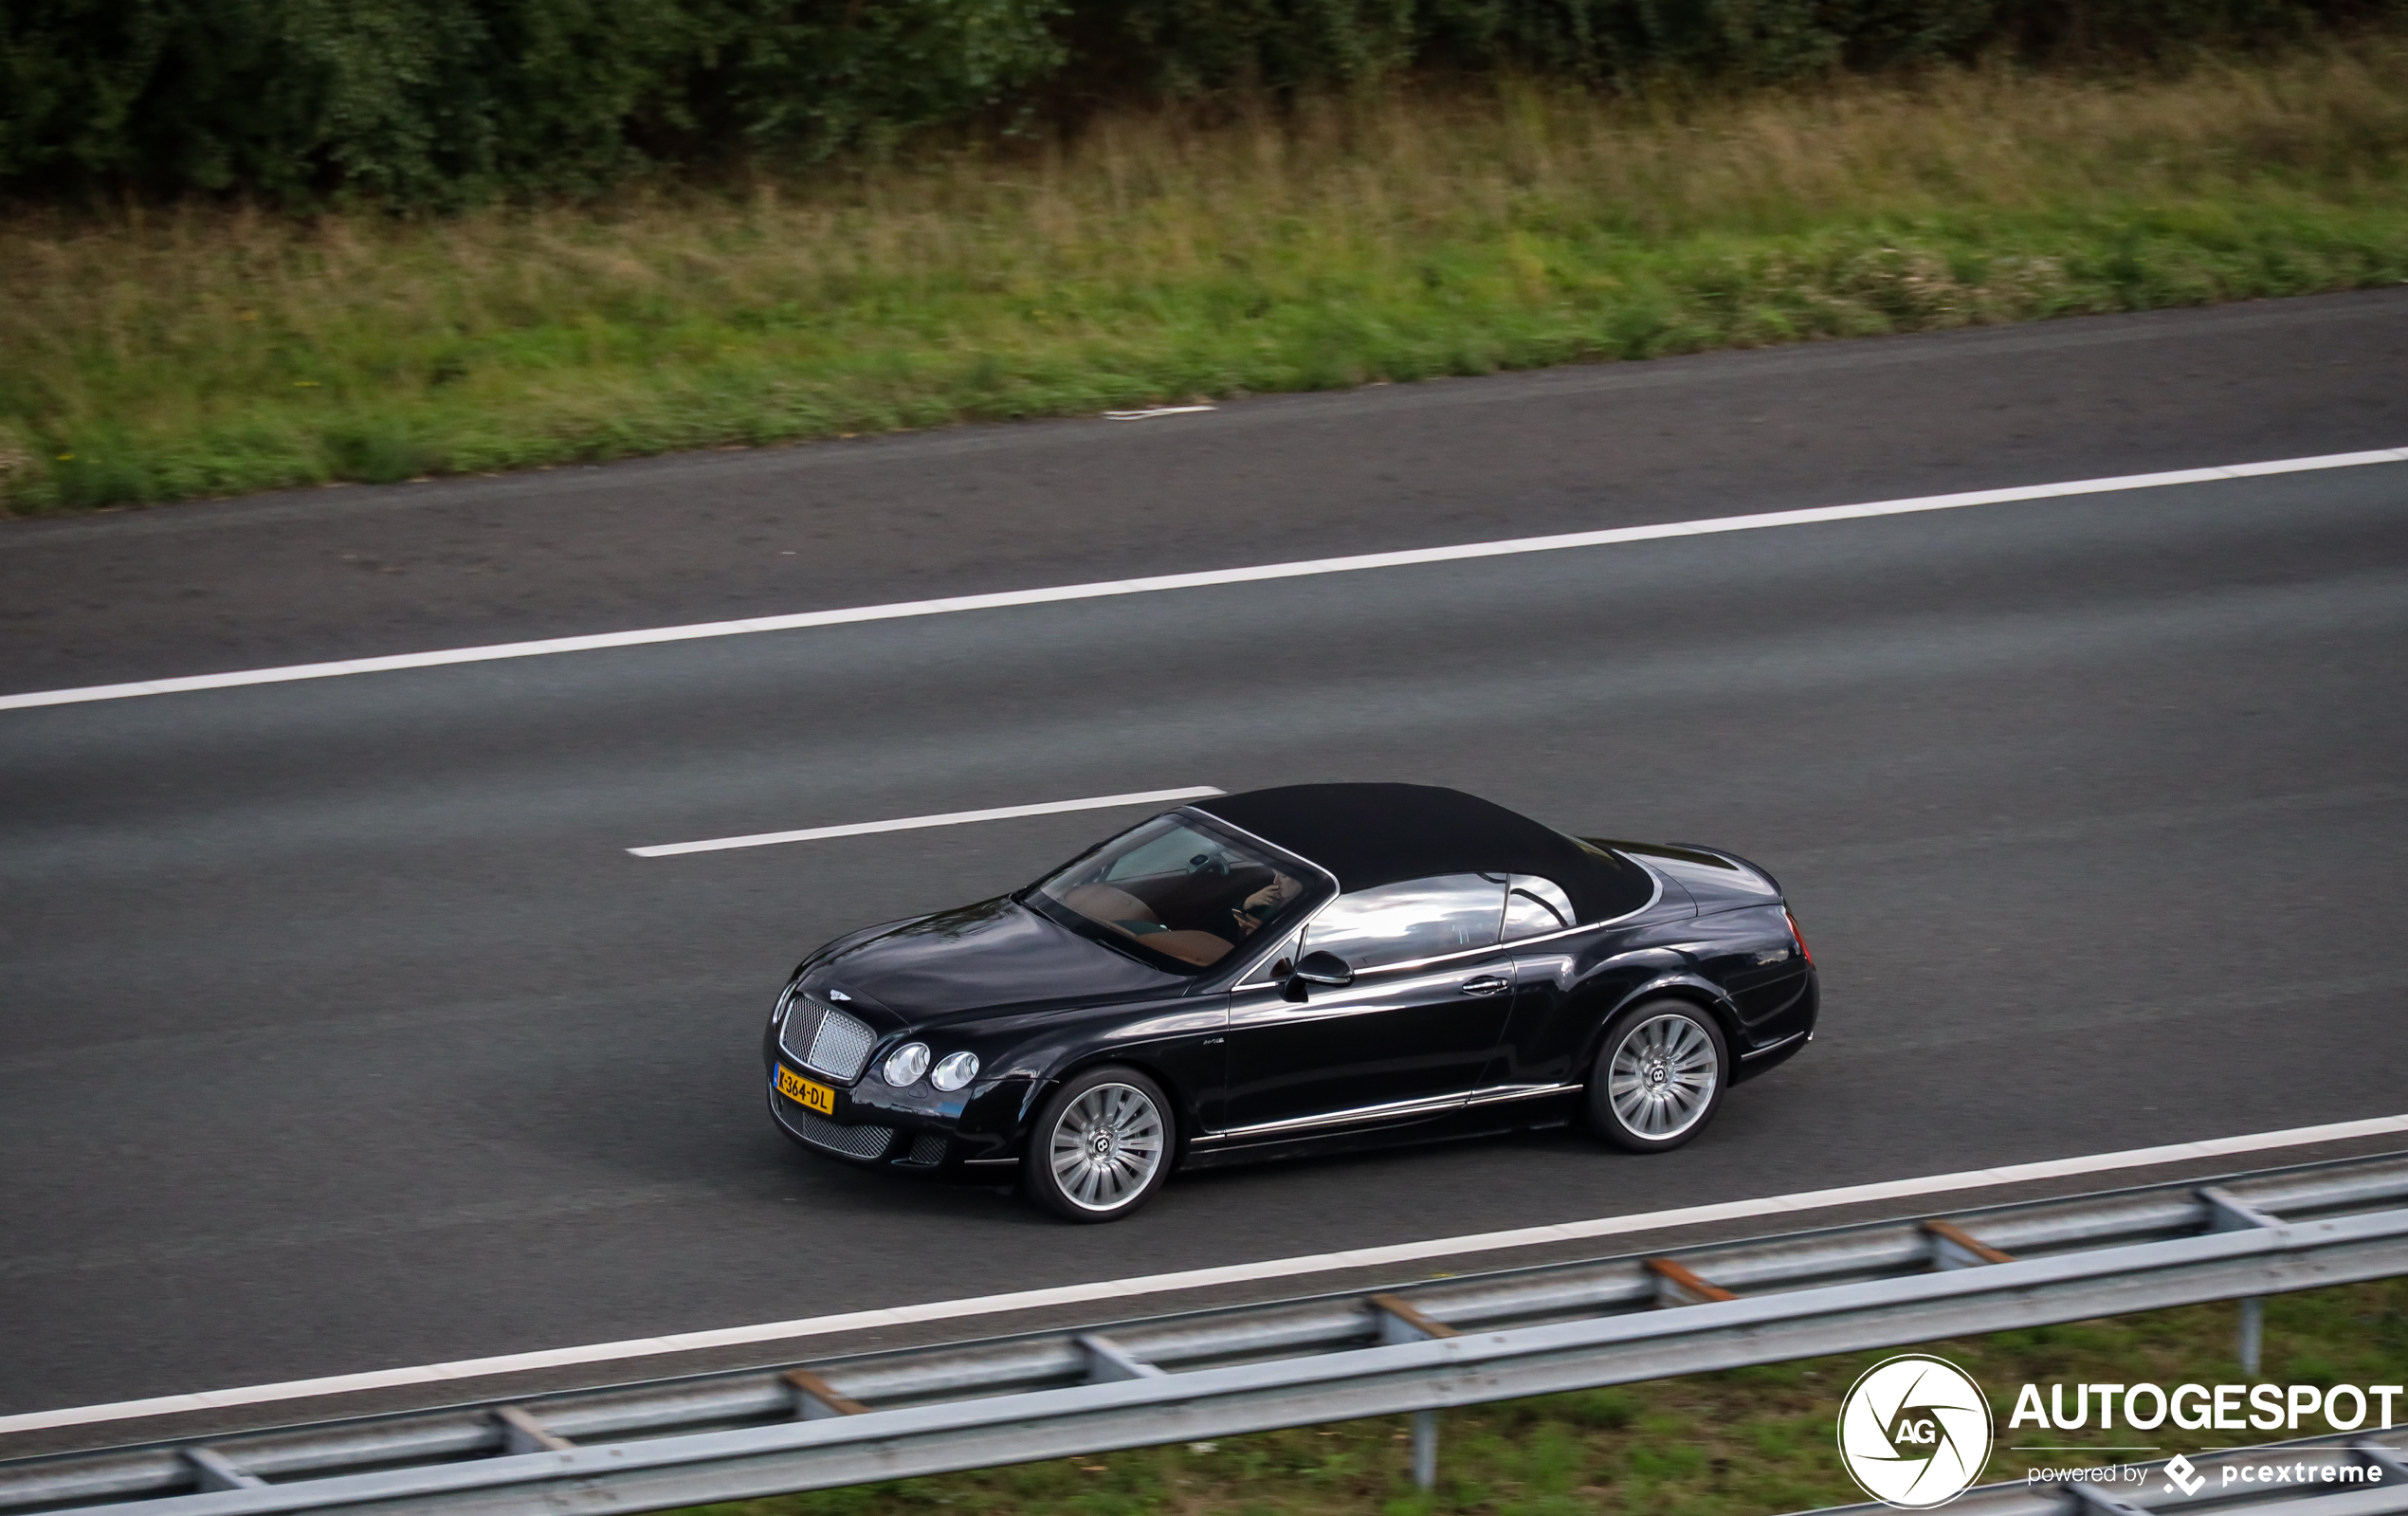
[1032, 814, 1309, 972]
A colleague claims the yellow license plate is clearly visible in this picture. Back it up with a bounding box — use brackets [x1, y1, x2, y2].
[776, 1066, 836, 1115]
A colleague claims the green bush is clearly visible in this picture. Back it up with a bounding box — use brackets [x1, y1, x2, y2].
[0, 0, 2399, 205]
[0, 0, 1067, 202]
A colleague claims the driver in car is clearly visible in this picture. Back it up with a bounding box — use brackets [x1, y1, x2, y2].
[1231, 871, 1303, 940]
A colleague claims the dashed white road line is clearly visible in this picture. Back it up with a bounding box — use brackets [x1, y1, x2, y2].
[6, 1110, 2402, 1437]
[4, 447, 2400, 714]
[1104, 404, 1218, 421]
[629, 786, 1225, 857]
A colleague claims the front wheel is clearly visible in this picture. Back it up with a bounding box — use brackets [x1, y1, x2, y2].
[1022, 1066, 1175, 1223]
[1588, 999, 1727, 1153]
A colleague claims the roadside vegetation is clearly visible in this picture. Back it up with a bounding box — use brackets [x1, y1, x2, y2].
[683, 1277, 2408, 1516]
[6, 32, 2407, 514]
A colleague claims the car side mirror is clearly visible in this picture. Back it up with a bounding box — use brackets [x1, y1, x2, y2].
[1284, 950, 1354, 999]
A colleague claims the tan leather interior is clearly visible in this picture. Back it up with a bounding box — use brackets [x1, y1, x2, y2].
[1060, 884, 1157, 924]
[1141, 930, 1235, 966]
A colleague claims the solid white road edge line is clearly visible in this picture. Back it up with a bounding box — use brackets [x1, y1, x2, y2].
[5, 446, 2401, 714]
[7, 1111, 2403, 1436]
[629, 786, 1226, 856]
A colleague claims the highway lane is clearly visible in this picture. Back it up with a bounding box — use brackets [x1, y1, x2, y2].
[4, 447, 2405, 1421]
[6, 289, 2408, 696]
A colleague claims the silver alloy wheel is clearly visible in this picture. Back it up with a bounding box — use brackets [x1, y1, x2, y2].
[1047, 1081, 1166, 1213]
[1606, 1013, 1720, 1140]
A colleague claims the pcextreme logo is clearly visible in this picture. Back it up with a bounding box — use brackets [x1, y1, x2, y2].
[1836, 1355, 1996, 1509]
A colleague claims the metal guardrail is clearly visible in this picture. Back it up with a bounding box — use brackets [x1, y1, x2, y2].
[7, 1152, 2408, 1516]
[1789, 1428, 2408, 1516]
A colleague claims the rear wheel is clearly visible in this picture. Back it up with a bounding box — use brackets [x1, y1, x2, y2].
[1588, 999, 1727, 1153]
[1022, 1066, 1174, 1222]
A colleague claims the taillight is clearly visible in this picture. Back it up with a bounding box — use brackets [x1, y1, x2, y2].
[1786, 908, 1813, 965]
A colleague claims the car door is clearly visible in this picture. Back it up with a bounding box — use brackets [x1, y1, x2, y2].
[1492, 872, 1592, 1088]
[1220, 873, 1513, 1135]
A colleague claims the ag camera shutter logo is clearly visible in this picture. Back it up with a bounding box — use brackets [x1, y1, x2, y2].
[1837, 1354, 1995, 1508]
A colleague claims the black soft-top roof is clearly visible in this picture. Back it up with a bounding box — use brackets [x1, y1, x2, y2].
[1191, 783, 1654, 923]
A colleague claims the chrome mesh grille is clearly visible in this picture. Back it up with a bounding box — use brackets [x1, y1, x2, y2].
[903, 1133, 949, 1167]
[775, 996, 818, 1069]
[778, 999, 878, 1082]
[806, 1008, 877, 1081]
[777, 1101, 894, 1160]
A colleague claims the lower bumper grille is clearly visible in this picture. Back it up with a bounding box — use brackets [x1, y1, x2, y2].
[775, 1098, 895, 1160]
[902, 1133, 950, 1167]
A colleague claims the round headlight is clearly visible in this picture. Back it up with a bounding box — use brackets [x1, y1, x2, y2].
[881, 1042, 931, 1087]
[929, 1050, 980, 1092]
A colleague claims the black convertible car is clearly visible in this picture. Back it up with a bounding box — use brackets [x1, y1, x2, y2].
[763, 783, 1815, 1221]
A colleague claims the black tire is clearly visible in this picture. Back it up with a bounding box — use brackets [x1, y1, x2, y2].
[1021, 1065, 1176, 1223]
[1587, 998, 1729, 1154]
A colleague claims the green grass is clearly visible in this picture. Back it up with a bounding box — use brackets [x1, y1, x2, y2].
[6, 36, 2408, 513]
[680, 1279, 2408, 1516]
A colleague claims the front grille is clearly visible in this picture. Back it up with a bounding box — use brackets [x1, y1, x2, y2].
[777, 1100, 895, 1160]
[807, 1008, 878, 1080]
[903, 1133, 950, 1167]
[778, 998, 878, 1082]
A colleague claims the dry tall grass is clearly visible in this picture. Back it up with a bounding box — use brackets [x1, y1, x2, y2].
[6, 38, 2405, 509]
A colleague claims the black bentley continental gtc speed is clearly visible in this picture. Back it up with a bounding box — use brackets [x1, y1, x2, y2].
[763, 783, 1815, 1221]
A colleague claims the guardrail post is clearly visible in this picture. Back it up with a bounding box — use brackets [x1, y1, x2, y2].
[1923, 1219, 2014, 1270]
[2200, 1187, 2284, 1375]
[492, 1406, 573, 1455]
[1645, 1257, 1737, 1306]
[180, 1449, 265, 1493]
[1077, 1334, 1166, 1383]
[782, 1371, 868, 1420]
[1371, 1294, 1459, 1491]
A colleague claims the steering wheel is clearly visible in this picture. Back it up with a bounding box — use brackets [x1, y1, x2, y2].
[1186, 851, 1230, 880]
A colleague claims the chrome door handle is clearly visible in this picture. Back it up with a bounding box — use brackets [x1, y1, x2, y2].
[1460, 975, 1510, 996]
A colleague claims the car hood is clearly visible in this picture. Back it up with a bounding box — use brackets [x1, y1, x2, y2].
[801, 894, 1187, 1027]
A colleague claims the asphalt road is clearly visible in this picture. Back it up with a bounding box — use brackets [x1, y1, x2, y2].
[3, 293, 2406, 1430]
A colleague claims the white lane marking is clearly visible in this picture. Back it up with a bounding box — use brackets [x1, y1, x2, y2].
[7, 1111, 2402, 1436]
[629, 786, 1226, 857]
[5, 446, 2400, 715]
[1104, 404, 1217, 420]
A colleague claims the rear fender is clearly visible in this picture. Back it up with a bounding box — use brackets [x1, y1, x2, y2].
[1570, 974, 1745, 1087]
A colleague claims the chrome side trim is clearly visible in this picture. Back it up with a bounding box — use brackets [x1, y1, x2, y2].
[1214, 1092, 1469, 1142]
[1211, 1081, 1584, 1142]
[1464, 1081, 1584, 1107]
[1740, 1028, 1809, 1060]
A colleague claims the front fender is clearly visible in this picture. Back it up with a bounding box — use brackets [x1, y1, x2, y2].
[966, 1043, 1213, 1166]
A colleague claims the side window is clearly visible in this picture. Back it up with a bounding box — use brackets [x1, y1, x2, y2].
[1302, 874, 1505, 972]
[1501, 874, 1576, 941]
